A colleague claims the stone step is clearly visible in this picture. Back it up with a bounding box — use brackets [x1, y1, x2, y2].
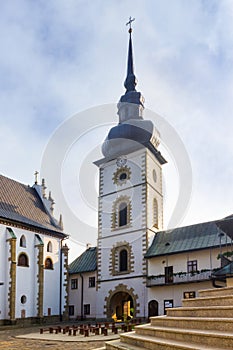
[150, 315, 233, 332]
[199, 286, 233, 298]
[182, 294, 233, 307]
[133, 325, 233, 348]
[167, 305, 233, 318]
[106, 332, 226, 350]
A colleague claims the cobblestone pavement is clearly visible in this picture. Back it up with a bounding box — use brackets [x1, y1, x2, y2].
[0, 326, 106, 350]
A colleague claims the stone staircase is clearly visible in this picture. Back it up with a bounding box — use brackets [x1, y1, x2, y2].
[105, 286, 233, 350]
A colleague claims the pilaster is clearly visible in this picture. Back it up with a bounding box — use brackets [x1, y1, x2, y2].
[37, 244, 44, 318]
[62, 244, 69, 320]
[8, 237, 16, 322]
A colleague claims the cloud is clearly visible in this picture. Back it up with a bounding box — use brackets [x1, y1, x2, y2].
[0, 1, 233, 259]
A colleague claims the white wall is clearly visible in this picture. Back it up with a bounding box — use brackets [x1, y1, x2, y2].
[148, 280, 213, 315]
[147, 247, 223, 315]
[69, 271, 97, 319]
[0, 223, 65, 321]
[148, 248, 221, 276]
[43, 237, 60, 316]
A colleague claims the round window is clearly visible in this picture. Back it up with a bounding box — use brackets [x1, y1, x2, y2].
[119, 173, 127, 181]
[113, 166, 131, 185]
[21, 295, 27, 304]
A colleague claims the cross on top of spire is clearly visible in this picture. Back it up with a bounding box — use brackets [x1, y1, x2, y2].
[124, 16, 137, 92]
[126, 16, 135, 33]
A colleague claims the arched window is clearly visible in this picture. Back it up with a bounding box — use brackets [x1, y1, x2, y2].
[47, 241, 52, 253]
[20, 235, 26, 248]
[119, 202, 127, 227]
[45, 257, 53, 270]
[112, 196, 131, 230]
[18, 253, 29, 267]
[119, 249, 128, 272]
[153, 198, 158, 228]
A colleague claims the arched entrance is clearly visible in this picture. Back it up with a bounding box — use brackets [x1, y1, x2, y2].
[148, 300, 158, 317]
[110, 292, 133, 321]
[104, 284, 139, 321]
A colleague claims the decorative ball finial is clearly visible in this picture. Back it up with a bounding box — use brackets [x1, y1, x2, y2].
[126, 16, 135, 33]
[34, 170, 39, 185]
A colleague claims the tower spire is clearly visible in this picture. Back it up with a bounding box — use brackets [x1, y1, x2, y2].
[124, 17, 137, 92]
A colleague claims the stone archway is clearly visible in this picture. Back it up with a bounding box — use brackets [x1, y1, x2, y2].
[148, 300, 158, 317]
[104, 284, 139, 321]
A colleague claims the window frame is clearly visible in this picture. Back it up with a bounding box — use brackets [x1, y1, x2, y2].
[88, 277, 95, 288]
[165, 266, 173, 284]
[84, 304, 90, 315]
[71, 278, 78, 289]
[18, 253, 29, 267]
[44, 257, 53, 270]
[187, 260, 198, 273]
[119, 249, 128, 272]
[153, 198, 158, 228]
[183, 291, 196, 299]
[69, 305, 75, 316]
[119, 202, 128, 227]
[19, 235, 26, 248]
[47, 241, 52, 253]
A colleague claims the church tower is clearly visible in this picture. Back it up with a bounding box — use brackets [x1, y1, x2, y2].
[95, 20, 166, 320]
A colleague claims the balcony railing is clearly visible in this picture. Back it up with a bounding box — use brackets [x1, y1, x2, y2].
[147, 270, 213, 287]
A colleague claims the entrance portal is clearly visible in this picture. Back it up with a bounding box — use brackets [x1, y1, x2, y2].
[110, 292, 133, 321]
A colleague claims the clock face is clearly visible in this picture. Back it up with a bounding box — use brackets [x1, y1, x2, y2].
[116, 157, 127, 167]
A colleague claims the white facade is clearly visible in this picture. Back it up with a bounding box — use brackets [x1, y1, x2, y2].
[0, 224, 68, 323]
[69, 271, 97, 319]
[0, 174, 69, 325]
[68, 27, 229, 323]
[147, 247, 223, 316]
[96, 146, 164, 320]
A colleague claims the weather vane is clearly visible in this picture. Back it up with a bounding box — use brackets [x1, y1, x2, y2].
[126, 16, 135, 33]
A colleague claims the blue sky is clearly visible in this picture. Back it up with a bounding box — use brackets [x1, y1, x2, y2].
[1, 1, 233, 260]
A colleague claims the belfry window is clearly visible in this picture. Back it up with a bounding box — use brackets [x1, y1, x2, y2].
[20, 235, 26, 248]
[112, 196, 131, 230]
[153, 198, 158, 228]
[119, 202, 127, 227]
[18, 253, 29, 267]
[119, 249, 128, 272]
